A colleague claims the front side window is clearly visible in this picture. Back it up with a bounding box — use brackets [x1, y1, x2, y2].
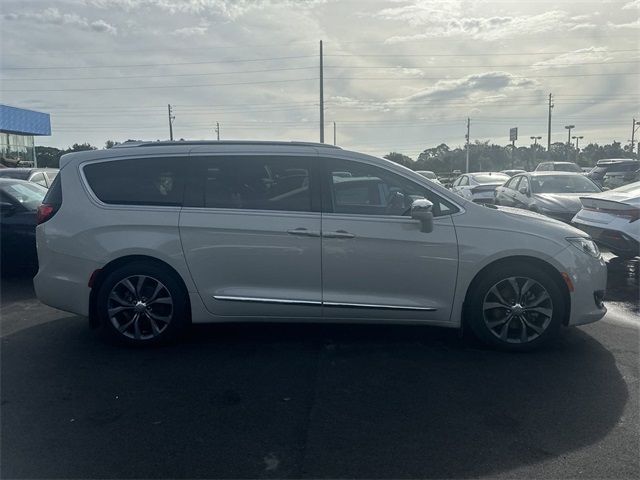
[83, 157, 184, 206]
[197, 156, 312, 212]
[325, 158, 457, 217]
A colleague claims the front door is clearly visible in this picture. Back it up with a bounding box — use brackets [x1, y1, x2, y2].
[320, 157, 460, 324]
[179, 153, 322, 318]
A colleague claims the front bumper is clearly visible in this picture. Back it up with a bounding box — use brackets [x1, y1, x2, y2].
[552, 245, 608, 326]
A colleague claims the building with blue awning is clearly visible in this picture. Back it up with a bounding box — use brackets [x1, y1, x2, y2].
[0, 104, 51, 167]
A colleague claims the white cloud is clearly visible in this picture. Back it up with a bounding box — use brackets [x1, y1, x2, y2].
[531, 47, 612, 69]
[172, 24, 209, 37]
[2, 7, 117, 35]
[622, 0, 640, 9]
[405, 72, 536, 102]
[85, 0, 327, 19]
[383, 10, 597, 42]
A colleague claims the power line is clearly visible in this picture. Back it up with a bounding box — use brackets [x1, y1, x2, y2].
[324, 49, 638, 57]
[0, 55, 317, 71]
[4, 60, 638, 82]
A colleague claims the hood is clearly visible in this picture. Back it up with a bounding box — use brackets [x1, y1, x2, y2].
[533, 193, 584, 213]
[492, 205, 588, 237]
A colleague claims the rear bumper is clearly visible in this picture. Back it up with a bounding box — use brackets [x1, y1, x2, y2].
[572, 222, 640, 256]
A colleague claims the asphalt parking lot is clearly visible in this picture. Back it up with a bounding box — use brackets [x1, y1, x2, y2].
[1, 254, 638, 479]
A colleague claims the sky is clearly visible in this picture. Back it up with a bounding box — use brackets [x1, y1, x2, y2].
[1, 0, 639, 158]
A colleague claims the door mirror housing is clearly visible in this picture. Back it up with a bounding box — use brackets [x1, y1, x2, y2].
[0, 202, 16, 217]
[411, 198, 434, 233]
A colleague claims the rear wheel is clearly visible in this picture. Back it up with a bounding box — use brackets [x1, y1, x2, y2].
[466, 263, 566, 351]
[96, 262, 189, 346]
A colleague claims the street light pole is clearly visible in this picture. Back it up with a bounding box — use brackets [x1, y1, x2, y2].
[564, 125, 575, 161]
[530, 135, 542, 170]
[572, 135, 584, 162]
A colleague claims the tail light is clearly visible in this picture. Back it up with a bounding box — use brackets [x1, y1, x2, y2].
[36, 204, 58, 224]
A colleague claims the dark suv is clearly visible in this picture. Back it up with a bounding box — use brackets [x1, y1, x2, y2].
[587, 159, 639, 189]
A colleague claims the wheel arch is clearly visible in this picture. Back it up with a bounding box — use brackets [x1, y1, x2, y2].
[88, 254, 191, 327]
[462, 255, 571, 328]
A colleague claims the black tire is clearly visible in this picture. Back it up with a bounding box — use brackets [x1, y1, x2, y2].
[96, 261, 189, 346]
[465, 263, 566, 352]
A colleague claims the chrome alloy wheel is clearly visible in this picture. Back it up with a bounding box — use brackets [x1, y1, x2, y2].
[107, 275, 173, 340]
[482, 276, 553, 344]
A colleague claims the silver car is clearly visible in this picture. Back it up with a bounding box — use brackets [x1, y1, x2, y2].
[34, 141, 607, 351]
[494, 172, 602, 223]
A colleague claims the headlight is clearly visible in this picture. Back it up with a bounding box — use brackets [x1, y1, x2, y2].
[566, 237, 600, 258]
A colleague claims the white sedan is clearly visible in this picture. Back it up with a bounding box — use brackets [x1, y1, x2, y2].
[450, 172, 510, 204]
[572, 181, 640, 259]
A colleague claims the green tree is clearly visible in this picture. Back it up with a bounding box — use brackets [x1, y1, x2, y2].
[383, 152, 414, 168]
[34, 146, 63, 168]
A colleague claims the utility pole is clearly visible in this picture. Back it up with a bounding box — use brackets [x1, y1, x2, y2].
[333, 121, 336, 145]
[167, 104, 175, 141]
[530, 135, 542, 170]
[215, 122, 220, 141]
[547, 93, 553, 153]
[564, 125, 575, 161]
[319, 40, 324, 143]
[631, 118, 638, 156]
[465, 117, 470, 173]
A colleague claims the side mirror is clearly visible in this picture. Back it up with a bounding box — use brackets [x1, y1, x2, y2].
[411, 198, 434, 233]
[0, 202, 16, 217]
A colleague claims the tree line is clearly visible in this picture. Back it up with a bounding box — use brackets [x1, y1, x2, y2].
[384, 140, 636, 174]
[35, 139, 637, 171]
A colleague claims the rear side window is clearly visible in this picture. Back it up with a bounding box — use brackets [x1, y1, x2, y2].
[194, 156, 313, 212]
[30, 172, 47, 187]
[83, 157, 184, 206]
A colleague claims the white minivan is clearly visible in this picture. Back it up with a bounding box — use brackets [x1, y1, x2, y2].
[34, 141, 607, 350]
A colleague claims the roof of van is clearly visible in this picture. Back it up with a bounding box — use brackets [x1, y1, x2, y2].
[111, 140, 341, 149]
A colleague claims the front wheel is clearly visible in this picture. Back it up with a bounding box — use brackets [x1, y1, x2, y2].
[466, 263, 566, 351]
[96, 261, 189, 346]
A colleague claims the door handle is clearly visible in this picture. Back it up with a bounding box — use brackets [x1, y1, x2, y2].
[287, 228, 321, 237]
[323, 230, 355, 239]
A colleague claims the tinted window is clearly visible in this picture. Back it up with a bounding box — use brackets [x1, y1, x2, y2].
[199, 156, 312, 212]
[84, 157, 184, 206]
[531, 175, 600, 194]
[0, 170, 29, 180]
[606, 163, 639, 173]
[325, 158, 457, 217]
[518, 176, 530, 193]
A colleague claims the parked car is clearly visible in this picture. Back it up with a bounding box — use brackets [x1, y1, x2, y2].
[494, 172, 601, 223]
[587, 159, 639, 189]
[534, 162, 582, 173]
[34, 141, 606, 351]
[572, 181, 640, 259]
[415, 170, 443, 185]
[0, 178, 48, 273]
[501, 169, 526, 177]
[0, 168, 59, 188]
[450, 172, 510, 204]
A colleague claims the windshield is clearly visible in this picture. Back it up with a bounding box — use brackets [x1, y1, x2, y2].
[554, 163, 582, 172]
[473, 174, 510, 184]
[531, 175, 601, 194]
[1, 181, 47, 210]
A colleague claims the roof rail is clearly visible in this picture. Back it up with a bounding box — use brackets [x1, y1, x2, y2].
[111, 140, 342, 149]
